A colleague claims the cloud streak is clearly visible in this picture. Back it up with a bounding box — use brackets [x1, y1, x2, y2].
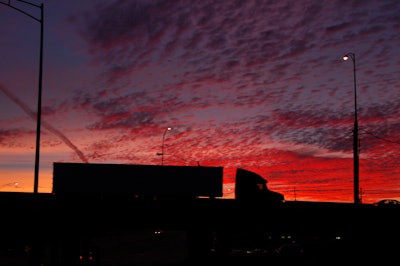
[0, 84, 89, 163]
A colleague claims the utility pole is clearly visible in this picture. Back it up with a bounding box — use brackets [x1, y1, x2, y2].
[343, 52, 360, 204]
[0, 0, 44, 194]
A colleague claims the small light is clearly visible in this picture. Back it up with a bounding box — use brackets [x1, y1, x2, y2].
[343, 55, 349, 61]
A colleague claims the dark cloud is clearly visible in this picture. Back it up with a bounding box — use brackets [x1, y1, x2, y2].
[0, 128, 33, 147]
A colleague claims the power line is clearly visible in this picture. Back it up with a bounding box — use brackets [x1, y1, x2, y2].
[360, 129, 400, 145]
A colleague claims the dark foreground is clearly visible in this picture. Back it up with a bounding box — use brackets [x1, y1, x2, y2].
[0, 192, 399, 265]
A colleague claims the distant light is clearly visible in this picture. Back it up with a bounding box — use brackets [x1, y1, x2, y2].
[343, 55, 349, 61]
[167, 127, 172, 131]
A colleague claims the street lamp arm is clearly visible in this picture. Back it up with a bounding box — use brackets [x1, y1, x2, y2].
[0, 0, 43, 22]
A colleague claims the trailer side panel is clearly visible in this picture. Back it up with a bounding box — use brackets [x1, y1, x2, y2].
[53, 162, 223, 198]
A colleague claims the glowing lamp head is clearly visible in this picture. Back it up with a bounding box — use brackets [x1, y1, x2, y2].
[343, 53, 354, 61]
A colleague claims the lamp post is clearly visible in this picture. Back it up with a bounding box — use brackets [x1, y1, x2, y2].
[1, 0, 44, 194]
[157, 127, 171, 165]
[343, 52, 360, 204]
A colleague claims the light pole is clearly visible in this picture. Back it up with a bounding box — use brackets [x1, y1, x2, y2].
[343, 52, 360, 204]
[157, 127, 171, 165]
[1, 0, 44, 194]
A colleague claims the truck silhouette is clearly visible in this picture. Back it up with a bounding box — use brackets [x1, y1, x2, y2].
[52, 162, 284, 203]
[2, 163, 397, 265]
[235, 167, 284, 203]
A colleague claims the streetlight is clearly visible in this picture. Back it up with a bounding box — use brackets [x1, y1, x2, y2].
[1, 0, 44, 194]
[343, 52, 360, 204]
[157, 127, 171, 165]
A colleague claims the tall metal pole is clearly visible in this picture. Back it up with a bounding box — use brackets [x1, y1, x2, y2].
[1, 0, 44, 194]
[1, 3, 44, 264]
[161, 127, 171, 165]
[343, 52, 360, 204]
[34, 3, 43, 194]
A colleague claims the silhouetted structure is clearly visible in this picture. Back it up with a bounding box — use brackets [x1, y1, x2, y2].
[53, 162, 223, 199]
[235, 168, 284, 203]
[0, 162, 398, 265]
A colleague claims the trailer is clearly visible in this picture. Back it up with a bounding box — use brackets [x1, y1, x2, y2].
[52, 162, 223, 199]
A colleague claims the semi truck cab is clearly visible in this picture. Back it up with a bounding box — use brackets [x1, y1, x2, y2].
[235, 168, 284, 203]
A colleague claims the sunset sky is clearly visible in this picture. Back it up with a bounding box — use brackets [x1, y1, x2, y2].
[1, 0, 399, 203]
